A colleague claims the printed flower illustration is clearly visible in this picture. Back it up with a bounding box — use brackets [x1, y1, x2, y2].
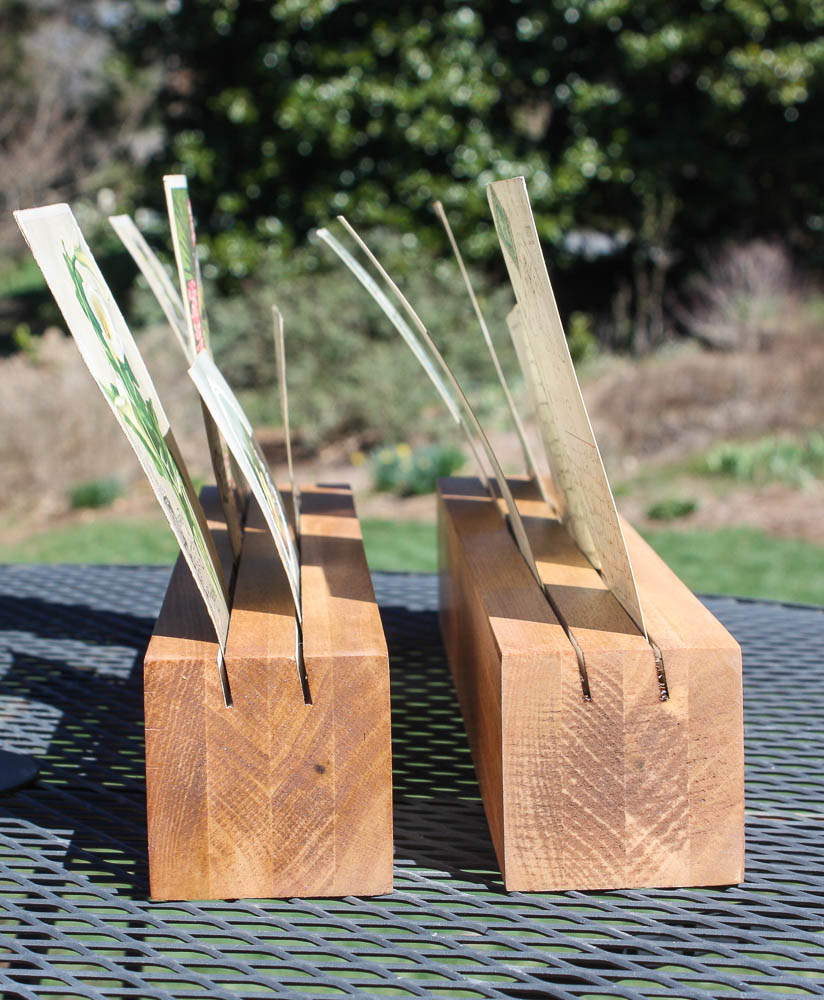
[63, 242, 223, 605]
[88, 290, 126, 361]
[171, 186, 209, 353]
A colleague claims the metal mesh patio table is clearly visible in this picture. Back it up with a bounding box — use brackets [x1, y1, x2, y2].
[0, 564, 821, 999]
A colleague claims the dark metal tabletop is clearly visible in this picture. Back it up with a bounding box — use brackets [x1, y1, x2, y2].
[0, 565, 821, 1000]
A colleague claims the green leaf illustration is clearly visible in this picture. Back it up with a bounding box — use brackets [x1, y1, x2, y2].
[171, 188, 196, 281]
[490, 187, 519, 273]
[63, 243, 222, 597]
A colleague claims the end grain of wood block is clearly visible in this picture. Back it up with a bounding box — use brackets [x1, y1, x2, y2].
[621, 517, 745, 887]
[143, 486, 234, 900]
[143, 484, 392, 901]
[438, 478, 577, 887]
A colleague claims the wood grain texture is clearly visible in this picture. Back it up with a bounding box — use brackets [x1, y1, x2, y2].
[298, 483, 393, 897]
[143, 486, 233, 900]
[438, 476, 744, 891]
[437, 478, 576, 886]
[620, 517, 745, 887]
[143, 484, 392, 901]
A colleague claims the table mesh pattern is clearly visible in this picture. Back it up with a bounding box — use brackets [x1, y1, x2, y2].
[0, 565, 821, 999]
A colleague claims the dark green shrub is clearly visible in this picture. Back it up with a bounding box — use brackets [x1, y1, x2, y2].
[646, 497, 698, 521]
[69, 477, 123, 510]
[151, 228, 522, 447]
[371, 443, 465, 496]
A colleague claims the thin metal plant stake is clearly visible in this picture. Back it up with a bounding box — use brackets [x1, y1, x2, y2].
[314, 227, 492, 496]
[273, 305, 301, 536]
[323, 219, 545, 592]
[272, 306, 308, 698]
[431, 200, 554, 512]
[329, 218, 597, 699]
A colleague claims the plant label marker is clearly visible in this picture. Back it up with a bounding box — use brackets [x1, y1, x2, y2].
[15, 204, 231, 675]
[488, 177, 646, 636]
[163, 174, 245, 561]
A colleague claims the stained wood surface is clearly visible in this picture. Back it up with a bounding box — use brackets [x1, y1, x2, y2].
[143, 484, 392, 901]
[296, 483, 393, 896]
[143, 487, 233, 899]
[438, 476, 744, 891]
[437, 478, 575, 884]
[620, 516, 745, 887]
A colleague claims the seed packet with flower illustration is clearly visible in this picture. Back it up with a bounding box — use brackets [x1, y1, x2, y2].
[14, 204, 231, 657]
[163, 174, 245, 559]
[189, 350, 302, 620]
[163, 174, 212, 355]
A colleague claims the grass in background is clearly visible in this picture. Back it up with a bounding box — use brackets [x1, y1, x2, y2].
[700, 429, 824, 487]
[641, 526, 822, 604]
[363, 521, 823, 603]
[0, 517, 180, 564]
[360, 520, 438, 572]
[0, 516, 820, 604]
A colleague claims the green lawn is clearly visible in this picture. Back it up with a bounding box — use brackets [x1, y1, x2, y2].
[638, 526, 822, 604]
[0, 517, 181, 565]
[365, 521, 823, 604]
[0, 515, 820, 604]
[361, 520, 438, 572]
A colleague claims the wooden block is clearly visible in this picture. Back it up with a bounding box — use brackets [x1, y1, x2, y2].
[438, 479, 578, 887]
[619, 515, 745, 888]
[143, 486, 233, 899]
[438, 476, 744, 891]
[144, 484, 392, 900]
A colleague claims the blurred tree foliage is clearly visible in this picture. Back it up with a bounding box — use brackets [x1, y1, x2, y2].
[0, 0, 162, 242]
[122, 0, 824, 347]
[131, 227, 520, 443]
[0, 0, 163, 345]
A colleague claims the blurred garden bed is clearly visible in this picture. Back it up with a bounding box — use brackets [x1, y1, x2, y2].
[1, 229, 822, 608]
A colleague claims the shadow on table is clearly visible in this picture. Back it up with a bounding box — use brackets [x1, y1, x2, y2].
[379, 604, 506, 892]
[0, 598, 153, 898]
[0, 595, 502, 899]
[0, 593, 156, 648]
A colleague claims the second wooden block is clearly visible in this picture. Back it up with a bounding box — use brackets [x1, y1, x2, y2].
[438, 475, 744, 892]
